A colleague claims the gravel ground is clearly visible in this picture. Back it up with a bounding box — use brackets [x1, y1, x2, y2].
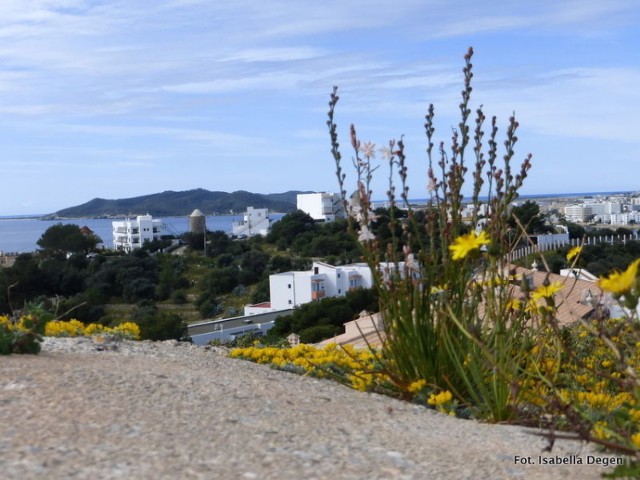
[0, 337, 621, 479]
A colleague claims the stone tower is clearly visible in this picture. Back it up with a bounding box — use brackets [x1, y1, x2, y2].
[189, 209, 206, 233]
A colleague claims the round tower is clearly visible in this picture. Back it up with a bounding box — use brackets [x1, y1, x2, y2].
[189, 209, 206, 233]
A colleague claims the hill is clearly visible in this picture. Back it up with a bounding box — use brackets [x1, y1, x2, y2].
[51, 189, 311, 218]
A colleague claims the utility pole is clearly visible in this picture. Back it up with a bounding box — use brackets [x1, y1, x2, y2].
[203, 213, 207, 257]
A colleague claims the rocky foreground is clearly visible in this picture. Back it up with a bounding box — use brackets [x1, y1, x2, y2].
[0, 338, 620, 479]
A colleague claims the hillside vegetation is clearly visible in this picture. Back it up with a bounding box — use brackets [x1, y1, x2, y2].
[52, 188, 309, 218]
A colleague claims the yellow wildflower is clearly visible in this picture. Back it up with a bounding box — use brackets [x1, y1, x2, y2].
[407, 379, 427, 394]
[112, 322, 141, 340]
[84, 323, 106, 336]
[592, 421, 612, 440]
[506, 298, 522, 311]
[427, 390, 453, 406]
[449, 231, 490, 261]
[566, 246, 582, 261]
[530, 282, 564, 302]
[631, 433, 640, 449]
[597, 259, 640, 296]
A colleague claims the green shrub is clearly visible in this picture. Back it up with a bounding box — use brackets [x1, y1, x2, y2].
[131, 304, 188, 341]
[0, 304, 48, 355]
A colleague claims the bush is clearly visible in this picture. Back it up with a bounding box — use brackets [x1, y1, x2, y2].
[131, 304, 188, 341]
[0, 311, 46, 354]
[325, 47, 640, 474]
[171, 289, 188, 305]
[299, 325, 338, 344]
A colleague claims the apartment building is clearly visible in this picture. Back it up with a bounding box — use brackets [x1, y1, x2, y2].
[112, 215, 164, 252]
[231, 207, 272, 237]
[269, 261, 373, 310]
[297, 193, 344, 222]
[610, 212, 640, 225]
[565, 202, 623, 223]
[564, 204, 593, 223]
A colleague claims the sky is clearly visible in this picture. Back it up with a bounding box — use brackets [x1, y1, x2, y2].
[0, 0, 638, 215]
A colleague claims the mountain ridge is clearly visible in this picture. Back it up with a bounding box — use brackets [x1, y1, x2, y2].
[49, 189, 313, 218]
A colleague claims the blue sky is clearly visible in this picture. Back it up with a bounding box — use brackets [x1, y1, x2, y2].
[0, 0, 638, 215]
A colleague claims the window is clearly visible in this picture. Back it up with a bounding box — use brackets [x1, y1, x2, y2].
[288, 284, 291, 289]
[288, 300, 292, 305]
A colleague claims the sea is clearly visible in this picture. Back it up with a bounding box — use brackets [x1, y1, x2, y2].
[0, 214, 283, 254]
[0, 191, 634, 254]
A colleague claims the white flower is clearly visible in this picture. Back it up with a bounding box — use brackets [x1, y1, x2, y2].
[358, 226, 375, 242]
[379, 146, 393, 160]
[359, 141, 376, 159]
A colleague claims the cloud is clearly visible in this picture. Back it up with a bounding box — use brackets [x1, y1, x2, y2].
[480, 67, 640, 144]
[217, 47, 326, 63]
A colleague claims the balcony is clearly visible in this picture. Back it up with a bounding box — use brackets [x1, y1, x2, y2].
[311, 290, 326, 300]
[311, 279, 326, 300]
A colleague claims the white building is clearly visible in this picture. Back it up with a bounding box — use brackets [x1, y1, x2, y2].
[564, 204, 593, 223]
[232, 207, 272, 237]
[297, 193, 344, 222]
[112, 215, 164, 252]
[244, 261, 374, 315]
[269, 261, 373, 311]
[610, 212, 640, 225]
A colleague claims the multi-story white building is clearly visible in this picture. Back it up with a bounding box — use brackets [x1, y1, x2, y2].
[269, 261, 373, 310]
[244, 259, 423, 316]
[564, 204, 593, 223]
[565, 202, 624, 223]
[244, 261, 374, 315]
[610, 212, 640, 225]
[297, 193, 344, 222]
[112, 215, 164, 252]
[232, 207, 272, 237]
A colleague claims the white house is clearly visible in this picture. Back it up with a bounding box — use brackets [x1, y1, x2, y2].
[269, 261, 373, 310]
[112, 215, 164, 252]
[243, 261, 374, 316]
[297, 193, 344, 222]
[232, 207, 272, 237]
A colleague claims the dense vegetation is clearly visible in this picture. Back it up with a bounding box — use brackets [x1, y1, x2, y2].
[52, 188, 304, 217]
[2, 204, 638, 344]
[0, 212, 363, 342]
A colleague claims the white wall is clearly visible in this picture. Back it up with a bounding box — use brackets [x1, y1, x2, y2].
[297, 193, 343, 222]
[112, 215, 163, 252]
[232, 207, 271, 237]
[268, 261, 375, 312]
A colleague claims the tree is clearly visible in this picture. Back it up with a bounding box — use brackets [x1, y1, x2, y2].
[37, 223, 100, 256]
[267, 210, 316, 249]
[566, 222, 586, 240]
[509, 200, 554, 235]
[131, 303, 188, 341]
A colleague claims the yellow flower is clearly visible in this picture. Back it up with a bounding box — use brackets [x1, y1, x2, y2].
[601, 359, 613, 368]
[566, 246, 582, 261]
[506, 298, 522, 310]
[530, 282, 564, 302]
[631, 433, 640, 449]
[592, 421, 612, 440]
[407, 379, 427, 394]
[449, 231, 490, 261]
[598, 259, 640, 296]
[427, 390, 453, 406]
